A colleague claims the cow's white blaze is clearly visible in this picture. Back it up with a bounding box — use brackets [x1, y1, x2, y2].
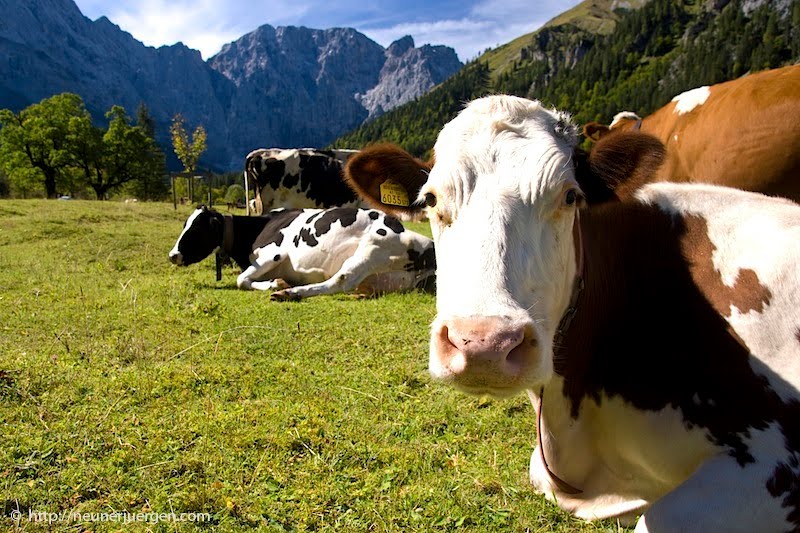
[671, 86, 710, 115]
[423, 95, 581, 396]
[609, 110, 641, 128]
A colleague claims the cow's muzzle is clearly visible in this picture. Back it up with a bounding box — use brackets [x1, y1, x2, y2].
[169, 251, 183, 266]
[429, 316, 544, 397]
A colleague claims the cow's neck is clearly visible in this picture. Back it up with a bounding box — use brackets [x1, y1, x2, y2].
[226, 215, 272, 270]
[535, 200, 788, 503]
[554, 202, 705, 415]
[221, 215, 235, 254]
[552, 210, 585, 352]
[552, 200, 766, 420]
[534, 384, 584, 495]
[535, 202, 697, 495]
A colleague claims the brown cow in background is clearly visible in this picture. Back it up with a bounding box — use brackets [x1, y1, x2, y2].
[583, 64, 800, 203]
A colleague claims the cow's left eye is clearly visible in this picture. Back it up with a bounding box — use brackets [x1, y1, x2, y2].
[564, 189, 581, 206]
[424, 192, 437, 208]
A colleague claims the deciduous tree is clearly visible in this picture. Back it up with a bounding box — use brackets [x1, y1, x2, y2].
[94, 106, 164, 200]
[0, 93, 87, 198]
[170, 114, 206, 174]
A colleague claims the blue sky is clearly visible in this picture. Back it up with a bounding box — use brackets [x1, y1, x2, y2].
[73, 0, 580, 62]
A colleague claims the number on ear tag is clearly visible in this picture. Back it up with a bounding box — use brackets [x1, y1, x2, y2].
[380, 180, 409, 207]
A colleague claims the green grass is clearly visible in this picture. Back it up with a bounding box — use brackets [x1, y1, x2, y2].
[0, 200, 626, 531]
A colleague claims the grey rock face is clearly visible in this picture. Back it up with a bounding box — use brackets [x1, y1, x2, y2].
[208, 26, 387, 168]
[358, 36, 464, 120]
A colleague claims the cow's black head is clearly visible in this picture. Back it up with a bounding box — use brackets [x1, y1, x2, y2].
[168, 205, 224, 266]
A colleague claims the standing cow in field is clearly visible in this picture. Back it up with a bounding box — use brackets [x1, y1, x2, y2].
[168, 206, 435, 300]
[344, 95, 800, 531]
[244, 148, 362, 214]
[582, 64, 800, 203]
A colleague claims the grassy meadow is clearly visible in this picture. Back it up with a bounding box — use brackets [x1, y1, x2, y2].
[0, 200, 625, 531]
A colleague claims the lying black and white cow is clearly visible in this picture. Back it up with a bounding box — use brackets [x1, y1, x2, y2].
[244, 148, 362, 214]
[344, 95, 800, 531]
[168, 206, 435, 300]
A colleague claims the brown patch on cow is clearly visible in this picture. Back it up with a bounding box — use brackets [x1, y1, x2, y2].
[680, 214, 772, 318]
[556, 201, 783, 466]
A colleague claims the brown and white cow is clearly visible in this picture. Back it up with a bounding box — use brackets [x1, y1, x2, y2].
[583, 64, 800, 203]
[344, 95, 800, 531]
[244, 148, 363, 214]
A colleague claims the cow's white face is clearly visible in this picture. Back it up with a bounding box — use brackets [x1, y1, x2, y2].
[422, 96, 581, 397]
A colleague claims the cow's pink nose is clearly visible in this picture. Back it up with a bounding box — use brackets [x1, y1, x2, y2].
[430, 316, 539, 394]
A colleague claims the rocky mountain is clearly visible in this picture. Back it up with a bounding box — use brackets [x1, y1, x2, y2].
[358, 36, 463, 120]
[208, 27, 460, 165]
[0, 0, 462, 170]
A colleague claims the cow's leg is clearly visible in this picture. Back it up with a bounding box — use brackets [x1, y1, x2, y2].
[236, 248, 286, 291]
[271, 244, 388, 300]
[250, 279, 290, 291]
[635, 450, 792, 532]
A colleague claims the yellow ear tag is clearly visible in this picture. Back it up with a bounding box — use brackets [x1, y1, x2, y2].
[379, 180, 410, 207]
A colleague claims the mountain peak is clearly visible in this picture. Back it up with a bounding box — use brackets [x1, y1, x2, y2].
[388, 36, 415, 56]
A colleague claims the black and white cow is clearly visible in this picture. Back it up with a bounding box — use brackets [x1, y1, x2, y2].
[244, 148, 362, 214]
[168, 206, 435, 300]
[344, 95, 800, 531]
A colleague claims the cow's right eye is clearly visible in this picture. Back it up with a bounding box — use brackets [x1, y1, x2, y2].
[424, 192, 437, 207]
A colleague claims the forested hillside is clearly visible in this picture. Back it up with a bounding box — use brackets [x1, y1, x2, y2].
[509, 0, 800, 123]
[334, 0, 800, 156]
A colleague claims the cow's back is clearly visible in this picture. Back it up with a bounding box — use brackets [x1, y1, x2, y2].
[635, 65, 800, 201]
[246, 148, 362, 213]
[270, 208, 373, 280]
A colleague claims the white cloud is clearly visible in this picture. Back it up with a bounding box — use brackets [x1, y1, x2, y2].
[471, 0, 564, 20]
[362, 0, 558, 62]
[362, 0, 578, 61]
[438, 0, 579, 61]
[86, 0, 314, 58]
[363, 19, 489, 60]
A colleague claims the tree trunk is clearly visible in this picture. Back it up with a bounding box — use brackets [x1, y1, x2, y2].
[93, 184, 107, 200]
[44, 171, 57, 198]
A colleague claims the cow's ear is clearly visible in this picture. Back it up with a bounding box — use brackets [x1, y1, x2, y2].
[582, 122, 610, 142]
[575, 131, 666, 204]
[573, 148, 616, 205]
[344, 143, 431, 220]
